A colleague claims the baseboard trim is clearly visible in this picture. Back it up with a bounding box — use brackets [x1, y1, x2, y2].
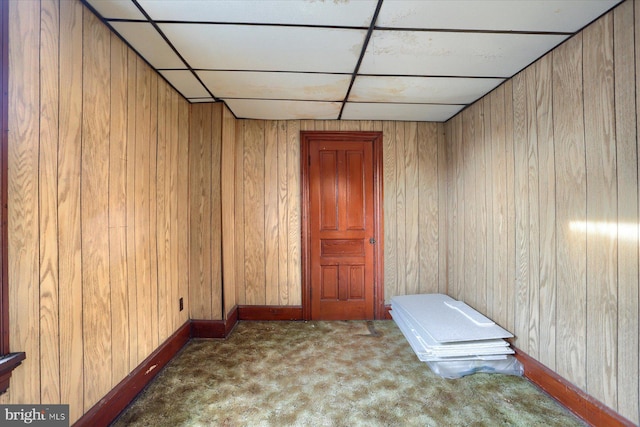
[74, 321, 191, 427]
[384, 304, 392, 320]
[514, 347, 634, 427]
[237, 305, 303, 320]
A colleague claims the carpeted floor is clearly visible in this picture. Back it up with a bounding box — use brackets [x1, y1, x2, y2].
[112, 320, 585, 427]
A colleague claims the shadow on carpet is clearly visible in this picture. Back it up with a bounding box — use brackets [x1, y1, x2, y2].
[112, 320, 585, 427]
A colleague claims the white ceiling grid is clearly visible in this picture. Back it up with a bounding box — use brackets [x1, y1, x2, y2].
[84, 0, 622, 122]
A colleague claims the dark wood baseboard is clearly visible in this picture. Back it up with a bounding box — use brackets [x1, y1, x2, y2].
[237, 305, 303, 320]
[384, 304, 392, 320]
[514, 347, 634, 427]
[191, 307, 239, 338]
[74, 321, 191, 427]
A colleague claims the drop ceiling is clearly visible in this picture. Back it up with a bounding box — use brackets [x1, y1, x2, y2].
[83, 0, 622, 122]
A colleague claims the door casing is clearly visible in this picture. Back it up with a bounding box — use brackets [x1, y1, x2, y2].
[301, 131, 384, 320]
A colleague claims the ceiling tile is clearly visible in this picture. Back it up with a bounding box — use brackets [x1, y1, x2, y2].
[198, 71, 350, 101]
[376, 0, 621, 32]
[138, 0, 377, 27]
[158, 70, 210, 98]
[85, 0, 145, 20]
[350, 75, 503, 104]
[360, 30, 567, 77]
[160, 24, 366, 73]
[225, 99, 341, 120]
[342, 102, 464, 122]
[110, 22, 185, 69]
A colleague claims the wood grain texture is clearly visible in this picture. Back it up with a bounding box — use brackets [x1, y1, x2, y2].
[286, 120, 301, 305]
[417, 122, 438, 294]
[177, 98, 190, 325]
[616, 1, 639, 422]
[462, 108, 477, 306]
[276, 120, 289, 305]
[382, 121, 397, 301]
[39, 0, 60, 405]
[155, 79, 169, 342]
[503, 80, 516, 336]
[482, 97, 494, 321]
[583, 13, 618, 408]
[7, 0, 192, 420]
[8, 0, 41, 405]
[404, 122, 419, 295]
[235, 120, 246, 305]
[535, 54, 557, 371]
[472, 102, 487, 314]
[81, 9, 112, 409]
[395, 123, 407, 297]
[108, 33, 129, 385]
[437, 124, 447, 294]
[210, 103, 223, 319]
[264, 120, 279, 305]
[244, 120, 266, 305]
[57, 0, 84, 420]
[221, 104, 237, 316]
[512, 71, 530, 352]
[524, 65, 540, 358]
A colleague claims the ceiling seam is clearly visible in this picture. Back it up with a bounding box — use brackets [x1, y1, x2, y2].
[337, 0, 384, 120]
[131, 0, 219, 102]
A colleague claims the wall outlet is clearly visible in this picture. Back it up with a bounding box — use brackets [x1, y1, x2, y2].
[179, 297, 184, 311]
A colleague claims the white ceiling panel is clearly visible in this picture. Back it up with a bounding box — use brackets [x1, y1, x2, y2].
[138, 0, 378, 27]
[160, 24, 366, 73]
[225, 99, 341, 120]
[360, 31, 568, 77]
[110, 22, 185, 69]
[84, 0, 624, 121]
[85, 0, 145, 20]
[159, 70, 210, 98]
[342, 103, 464, 122]
[198, 71, 351, 101]
[350, 76, 504, 105]
[376, 0, 620, 32]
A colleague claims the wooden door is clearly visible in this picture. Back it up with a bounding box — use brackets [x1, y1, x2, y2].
[301, 132, 383, 320]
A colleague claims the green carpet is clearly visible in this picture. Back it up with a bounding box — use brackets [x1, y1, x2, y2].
[112, 320, 585, 426]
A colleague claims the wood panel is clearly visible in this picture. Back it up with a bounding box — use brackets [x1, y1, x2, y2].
[6, 0, 192, 421]
[462, 107, 476, 306]
[553, 34, 587, 390]
[58, 0, 84, 419]
[81, 9, 112, 410]
[231, 119, 447, 310]
[443, 3, 638, 422]
[8, 0, 41, 406]
[583, 14, 617, 408]
[615, 0, 639, 421]
[221, 104, 236, 316]
[210, 104, 222, 319]
[39, 0, 60, 405]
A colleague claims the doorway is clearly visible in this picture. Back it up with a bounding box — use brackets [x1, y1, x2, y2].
[301, 131, 384, 320]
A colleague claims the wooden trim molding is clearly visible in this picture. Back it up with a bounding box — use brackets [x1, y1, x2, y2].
[191, 306, 239, 338]
[514, 347, 635, 427]
[383, 304, 392, 320]
[237, 305, 303, 321]
[300, 131, 385, 320]
[74, 321, 191, 427]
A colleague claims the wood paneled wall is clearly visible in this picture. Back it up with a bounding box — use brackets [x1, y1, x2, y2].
[231, 119, 447, 307]
[188, 102, 237, 321]
[444, 1, 639, 422]
[4, 1, 190, 423]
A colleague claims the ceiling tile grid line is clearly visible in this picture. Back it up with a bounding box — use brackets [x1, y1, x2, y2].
[83, 0, 623, 122]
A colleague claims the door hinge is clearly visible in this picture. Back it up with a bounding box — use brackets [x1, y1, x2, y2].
[369, 237, 376, 244]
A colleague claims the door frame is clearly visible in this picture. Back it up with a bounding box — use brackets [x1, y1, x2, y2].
[300, 131, 384, 320]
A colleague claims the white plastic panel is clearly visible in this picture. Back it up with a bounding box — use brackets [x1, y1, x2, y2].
[350, 75, 504, 104]
[360, 31, 568, 77]
[197, 71, 350, 101]
[391, 294, 513, 343]
[159, 70, 209, 98]
[138, 0, 378, 27]
[341, 102, 463, 122]
[377, 0, 621, 32]
[110, 22, 185, 69]
[160, 24, 366, 73]
[85, 0, 145, 20]
[225, 99, 341, 120]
